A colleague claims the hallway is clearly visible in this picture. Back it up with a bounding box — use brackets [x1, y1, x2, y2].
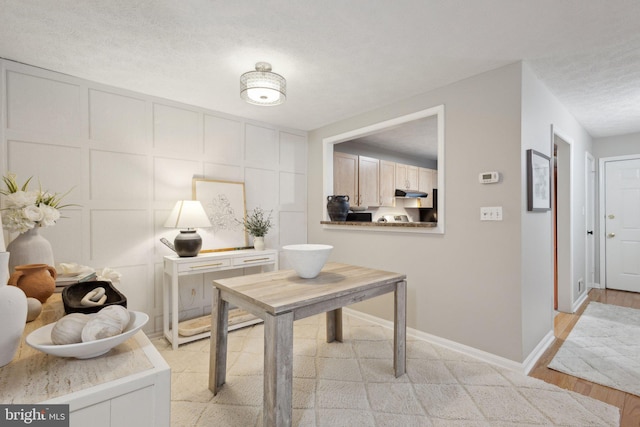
[530, 289, 640, 426]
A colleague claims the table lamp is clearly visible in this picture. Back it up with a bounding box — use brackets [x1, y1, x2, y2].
[164, 200, 212, 257]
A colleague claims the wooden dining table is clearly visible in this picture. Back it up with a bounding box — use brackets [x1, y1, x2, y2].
[208, 262, 407, 427]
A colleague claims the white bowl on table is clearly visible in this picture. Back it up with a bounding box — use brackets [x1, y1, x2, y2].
[282, 244, 333, 279]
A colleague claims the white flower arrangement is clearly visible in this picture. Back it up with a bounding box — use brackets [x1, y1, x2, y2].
[0, 173, 74, 234]
[96, 267, 122, 284]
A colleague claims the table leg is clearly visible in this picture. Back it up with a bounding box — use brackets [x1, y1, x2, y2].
[209, 287, 229, 395]
[162, 271, 170, 348]
[394, 280, 407, 377]
[263, 311, 293, 427]
[326, 308, 343, 343]
[171, 272, 179, 350]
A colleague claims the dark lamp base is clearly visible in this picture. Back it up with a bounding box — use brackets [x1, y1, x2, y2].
[174, 230, 202, 257]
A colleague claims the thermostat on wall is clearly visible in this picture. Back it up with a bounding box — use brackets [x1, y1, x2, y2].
[479, 171, 500, 184]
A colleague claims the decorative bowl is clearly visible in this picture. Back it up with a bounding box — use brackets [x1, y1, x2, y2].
[26, 311, 148, 359]
[62, 281, 127, 314]
[282, 244, 333, 279]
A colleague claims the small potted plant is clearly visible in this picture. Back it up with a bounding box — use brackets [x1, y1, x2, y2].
[240, 207, 272, 250]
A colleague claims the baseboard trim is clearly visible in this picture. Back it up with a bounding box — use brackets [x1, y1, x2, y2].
[343, 308, 550, 375]
[572, 291, 589, 313]
[521, 330, 555, 374]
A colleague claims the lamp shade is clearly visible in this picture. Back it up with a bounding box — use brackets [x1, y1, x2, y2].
[164, 201, 211, 229]
[240, 62, 286, 106]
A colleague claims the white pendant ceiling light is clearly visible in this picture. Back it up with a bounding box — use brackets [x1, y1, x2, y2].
[240, 62, 286, 106]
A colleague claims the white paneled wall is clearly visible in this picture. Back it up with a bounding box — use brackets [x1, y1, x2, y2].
[0, 60, 308, 333]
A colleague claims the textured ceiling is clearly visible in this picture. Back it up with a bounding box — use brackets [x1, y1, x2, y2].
[1, 0, 639, 137]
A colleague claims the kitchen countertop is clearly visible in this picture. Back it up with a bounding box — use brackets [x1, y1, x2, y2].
[320, 220, 437, 228]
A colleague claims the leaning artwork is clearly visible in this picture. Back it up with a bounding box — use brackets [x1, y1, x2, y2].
[192, 179, 248, 250]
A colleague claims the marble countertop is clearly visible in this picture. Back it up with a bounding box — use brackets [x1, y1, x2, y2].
[0, 294, 154, 404]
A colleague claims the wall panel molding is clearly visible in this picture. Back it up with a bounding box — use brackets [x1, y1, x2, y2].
[0, 58, 307, 333]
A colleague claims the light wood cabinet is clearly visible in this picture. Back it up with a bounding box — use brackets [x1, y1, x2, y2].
[379, 160, 396, 207]
[334, 152, 435, 210]
[418, 167, 434, 208]
[358, 155, 379, 207]
[333, 152, 381, 207]
[395, 163, 419, 190]
[333, 152, 358, 205]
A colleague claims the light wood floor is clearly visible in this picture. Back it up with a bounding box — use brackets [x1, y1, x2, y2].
[529, 288, 640, 427]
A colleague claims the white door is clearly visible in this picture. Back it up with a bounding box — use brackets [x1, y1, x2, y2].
[605, 158, 640, 292]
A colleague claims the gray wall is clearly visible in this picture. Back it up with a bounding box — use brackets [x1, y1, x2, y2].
[593, 132, 640, 159]
[309, 61, 594, 364]
[309, 63, 526, 362]
[520, 63, 593, 357]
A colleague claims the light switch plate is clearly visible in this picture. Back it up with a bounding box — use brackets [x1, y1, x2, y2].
[480, 206, 503, 221]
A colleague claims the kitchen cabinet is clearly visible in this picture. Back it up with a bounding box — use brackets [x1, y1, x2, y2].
[395, 163, 419, 191]
[333, 152, 358, 204]
[334, 152, 435, 210]
[358, 155, 379, 207]
[379, 160, 396, 207]
[333, 152, 380, 207]
[418, 167, 434, 208]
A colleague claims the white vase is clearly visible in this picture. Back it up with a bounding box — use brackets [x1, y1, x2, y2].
[6, 227, 54, 272]
[254, 236, 265, 251]
[0, 251, 28, 367]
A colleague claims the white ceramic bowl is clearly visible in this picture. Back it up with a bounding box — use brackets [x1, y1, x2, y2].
[26, 311, 148, 359]
[283, 244, 333, 279]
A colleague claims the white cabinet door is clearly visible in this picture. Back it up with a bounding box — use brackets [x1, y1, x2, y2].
[379, 160, 396, 207]
[71, 401, 110, 427]
[111, 386, 155, 427]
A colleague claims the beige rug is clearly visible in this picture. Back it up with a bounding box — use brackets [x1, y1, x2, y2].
[155, 313, 619, 426]
[549, 301, 640, 397]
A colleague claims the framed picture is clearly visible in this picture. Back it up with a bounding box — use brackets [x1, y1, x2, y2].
[527, 149, 551, 212]
[192, 179, 248, 251]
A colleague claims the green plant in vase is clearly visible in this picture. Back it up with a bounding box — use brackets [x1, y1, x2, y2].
[239, 207, 272, 250]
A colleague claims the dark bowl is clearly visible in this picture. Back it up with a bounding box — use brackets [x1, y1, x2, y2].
[62, 281, 127, 314]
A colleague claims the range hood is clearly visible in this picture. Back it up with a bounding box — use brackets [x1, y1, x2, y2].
[395, 189, 428, 198]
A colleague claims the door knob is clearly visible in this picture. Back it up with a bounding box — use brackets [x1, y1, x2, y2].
[608, 214, 615, 219]
[608, 233, 616, 238]
[587, 230, 593, 235]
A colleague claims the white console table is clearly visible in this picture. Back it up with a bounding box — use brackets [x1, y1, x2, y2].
[163, 249, 278, 350]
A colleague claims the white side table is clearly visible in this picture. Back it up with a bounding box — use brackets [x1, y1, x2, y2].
[163, 249, 278, 350]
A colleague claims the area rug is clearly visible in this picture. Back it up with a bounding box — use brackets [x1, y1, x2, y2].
[155, 312, 619, 426]
[549, 301, 640, 397]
